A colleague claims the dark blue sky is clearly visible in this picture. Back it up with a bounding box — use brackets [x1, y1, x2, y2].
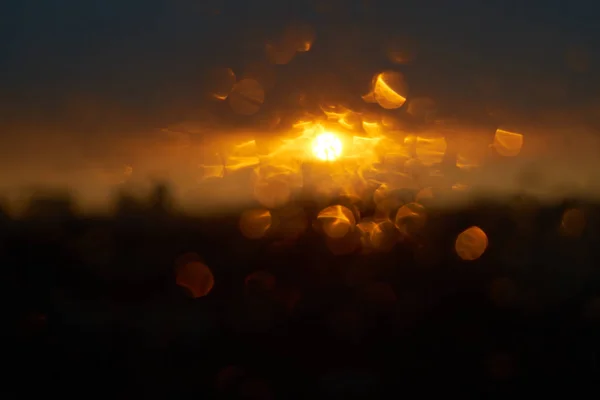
[1, 0, 599, 132]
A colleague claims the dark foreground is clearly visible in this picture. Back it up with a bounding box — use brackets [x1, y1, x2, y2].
[5, 193, 600, 399]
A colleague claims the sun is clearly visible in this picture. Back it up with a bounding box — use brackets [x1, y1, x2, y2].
[312, 132, 343, 161]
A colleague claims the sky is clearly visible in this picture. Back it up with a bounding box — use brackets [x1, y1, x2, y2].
[0, 0, 599, 211]
[1, 1, 598, 114]
[2, 0, 598, 114]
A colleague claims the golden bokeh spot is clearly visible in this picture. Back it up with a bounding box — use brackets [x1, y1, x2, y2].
[415, 136, 447, 166]
[455, 133, 489, 169]
[493, 129, 524, 157]
[403, 134, 417, 148]
[241, 61, 277, 90]
[266, 23, 315, 64]
[373, 183, 394, 206]
[232, 139, 258, 156]
[452, 183, 470, 192]
[371, 71, 408, 109]
[394, 202, 427, 236]
[207, 67, 236, 100]
[456, 153, 480, 170]
[338, 111, 362, 131]
[420, 169, 445, 190]
[310, 176, 338, 203]
[199, 150, 225, 180]
[373, 183, 406, 220]
[381, 114, 402, 130]
[336, 196, 362, 221]
[228, 78, 265, 115]
[370, 220, 398, 252]
[356, 219, 377, 254]
[252, 163, 301, 184]
[283, 22, 316, 52]
[404, 158, 427, 180]
[176, 261, 215, 298]
[361, 114, 383, 136]
[351, 135, 381, 163]
[320, 103, 348, 120]
[239, 209, 272, 239]
[265, 41, 297, 65]
[226, 156, 260, 172]
[560, 208, 586, 237]
[317, 205, 356, 239]
[416, 187, 434, 203]
[226, 140, 260, 172]
[361, 91, 377, 104]
[297, 39, 313, 52]
[455, 226, 488, 261]
[253, 176, 292, 209]
[312, 132, 343, 161]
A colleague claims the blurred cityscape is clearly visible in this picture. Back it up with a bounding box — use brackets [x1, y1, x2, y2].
[6, 180, 600, 397]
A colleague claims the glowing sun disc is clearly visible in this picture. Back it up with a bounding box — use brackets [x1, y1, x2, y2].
[312, 132, 342, 161]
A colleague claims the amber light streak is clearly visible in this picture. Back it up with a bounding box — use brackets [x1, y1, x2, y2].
[493, 129, 524, 157]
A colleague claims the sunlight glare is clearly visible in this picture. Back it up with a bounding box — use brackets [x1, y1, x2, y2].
[312, 132, 343, 161]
